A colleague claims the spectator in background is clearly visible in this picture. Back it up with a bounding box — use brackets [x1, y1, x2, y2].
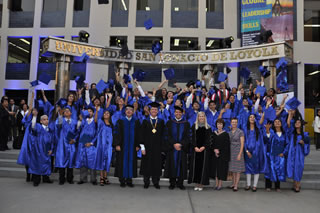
[8, 98, 19, 143]
[0, 96, 12, 151]
[314, 109, 320, 150]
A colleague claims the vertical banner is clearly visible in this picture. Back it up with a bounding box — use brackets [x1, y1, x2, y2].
[241, 0, 294, 46]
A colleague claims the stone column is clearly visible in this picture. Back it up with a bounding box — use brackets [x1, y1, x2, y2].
[55, 54, 72, 102]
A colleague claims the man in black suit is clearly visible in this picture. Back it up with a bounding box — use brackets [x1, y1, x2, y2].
[0, 96, 11, 151]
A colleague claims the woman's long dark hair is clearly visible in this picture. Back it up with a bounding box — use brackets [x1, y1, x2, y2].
[246, 115, 259, 141]
[272, 118, 285, 134]
[293, 119, 304, 146]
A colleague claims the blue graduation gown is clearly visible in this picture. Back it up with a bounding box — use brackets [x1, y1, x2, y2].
[75, 120, 97, 169]
[205, 109, 219, 131]
[287, 132, 310, 181]
[94, 120, 113, 172]
[28, 124, 54, 175]
[237, 107, 250, 130]
[244, 126, 267, 174]
[186, 108, 198, 126]
[264, 130, 288, 182]
[17, 115, 34, 166]
[55, 118, 78, 168]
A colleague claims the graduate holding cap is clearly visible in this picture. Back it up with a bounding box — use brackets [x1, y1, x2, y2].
[55, 105, 79, 185]
[139, 102, 165, 189]
[164, 106, 190, 190]
[113, 105, 141, 187]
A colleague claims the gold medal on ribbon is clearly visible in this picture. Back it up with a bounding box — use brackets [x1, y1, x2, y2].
[152, 129, 157, 134]
[150, 118, 158, 134]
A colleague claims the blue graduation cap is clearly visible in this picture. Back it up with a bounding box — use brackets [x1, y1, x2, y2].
[196, 80, 201, 88]
[56, 98, 67, 108]
[276, 57, 287, 70]
[196, 89, 202, 97]
[66, 131, 76, 141]
[123, 74, 131, 84]
[75, 75, 85, 87]
[128, 83, 133, 91]
[163, 68, 175, 80]
[80, 52, 90, 62]
[96, 79, 108, 94]
[240, 67, 250, 79]
[276, 69, 288, 92]
[255, 86, 266, 96]
[81, 110, 90, 119]
[108, 79, 114, 88]
[264, 107, 276, 122]
[79, 134, 92, 144]
[222, 109, 232, 119]
[285, 97, 301, 110]
[132, 69, 146, 81]
[259, 66, 270, 78]
[217, 72, 228, 83]
[34, 99, 45, 110]
[39, 73, 51, 85]
[144, 18, 154, 30]
[208, 88, 215, 97]
[152, 42, 162, 55]
[30, 80, 39, 87]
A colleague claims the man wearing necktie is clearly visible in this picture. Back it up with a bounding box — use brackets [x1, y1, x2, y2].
[140, 102, 165, 189]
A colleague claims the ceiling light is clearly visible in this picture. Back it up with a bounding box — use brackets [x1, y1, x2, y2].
[174, 39, 179, 46]
[145, 7, 150, 11]
[308, 70, 320, 76]
[304, 24, 320, 27]
[20, 39, 30, 45]
[159, 40, 163, 44]
[121, 0, 127, 11]
[188, 40, 192, 44]
[206, 40, 214, 47]
[174, 7, 179, 11]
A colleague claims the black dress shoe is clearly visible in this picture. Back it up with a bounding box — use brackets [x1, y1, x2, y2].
[154, 184, 160, 189]
[178, 185, 186, 190]
[120, 183, 126, 188]
[33, 182, 39, 187]
[92, 181, 98, 186]
[127, 183, 134, 188]
[43, 179, 53, 183]
[59, 181, 64, 185]
[77, 181, 85, 185]
[26, 175, 31, 182]
[144, 184, 149, 189]
[169, 185, 175, 190]
[68, 181, 74, 184]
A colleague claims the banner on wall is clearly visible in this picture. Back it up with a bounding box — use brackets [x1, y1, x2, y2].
[241, 0, 295, 46]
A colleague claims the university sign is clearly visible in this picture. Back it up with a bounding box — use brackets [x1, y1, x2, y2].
[42, 37, 293, 65]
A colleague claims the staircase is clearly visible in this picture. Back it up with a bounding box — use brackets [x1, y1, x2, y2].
[1, 141, 320, 189]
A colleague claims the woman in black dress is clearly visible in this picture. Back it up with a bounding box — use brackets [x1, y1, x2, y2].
[211, 118, 231, 190]
[188, 112, 212, 191]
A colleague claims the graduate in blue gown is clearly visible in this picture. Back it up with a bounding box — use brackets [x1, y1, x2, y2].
[28, 115, 54, 186]
[286, 115, 310, 192]
[76, 106, 98, 185]
[113, 105, 141, 187]
[243, 114, 267, 192]
[237, 98, 251, 130]
[66, 93, 80, 122]
[55, 106, 78, 185]
[264, 118, 288, 192]
[205, 100, 219, 132]
[94, 110, 113, 186]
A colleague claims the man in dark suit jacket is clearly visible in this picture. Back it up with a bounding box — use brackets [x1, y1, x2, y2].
[0, 96, 11, 151]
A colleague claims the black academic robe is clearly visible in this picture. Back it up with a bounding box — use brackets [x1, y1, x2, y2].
[164, 119, 190, 179]
[139, 118, 165, 177]
[113, 117, 140, 179]
[188, 125, 212, 185]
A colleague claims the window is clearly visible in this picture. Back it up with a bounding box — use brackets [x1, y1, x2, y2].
[304, 0, 320, 42]
[205, 37, 223, 50]
[206, 0, 223, 29]
[305, 64, 320, 107]
[41, 0, 67, 28]
[6, 37, 32, 80]
[170, 37, 198, 51]
[111, 0, 129, 27]
[171, 0, 198, 28]
[136, 0, 163, 27]
[9, 0, 35, 28]
[133, 64, 162, 82]
[4, 89, 29, 105]
[109, 36, 127, 47]
[135, 36, 162, 50]
[73, 0, 91, 27]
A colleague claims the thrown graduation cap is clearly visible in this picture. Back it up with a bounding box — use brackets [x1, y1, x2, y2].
[128, 83, 133, 90]
[108, 79, 114, 87]
[132, 69, 146, 81]
[276, 57, 288, 69]
[30, 80, 39, 87]
[34, 99, 44, 110]
[285, 97, 301, 110]
[148, 102, 160, 108]
[264, 107, 277, 122]
[276, 69, 288, 92]
[152, 41, 162, 55]
[259, 66, 270, 78]
[217, 72, 228, 83]
[80, 52, 90, 62]
[38, 73, 51, 85]
[75, 75, 85, 87]
[240, 67, 250, 79]
[196, 89, 202, 97]
[196, 80, 201, 88]
[144, 18, 154, 30]
[56, 98, 67, 108]
[255, 86, 266, 96]
[96, 79, 108, 94]
[163, 68, 175, 80]
[123, 74, 131, 84]
[66, 131, 76, 141]
[208, 88, 215, 96]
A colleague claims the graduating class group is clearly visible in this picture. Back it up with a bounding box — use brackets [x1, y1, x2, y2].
[13, 69, 310, 193]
